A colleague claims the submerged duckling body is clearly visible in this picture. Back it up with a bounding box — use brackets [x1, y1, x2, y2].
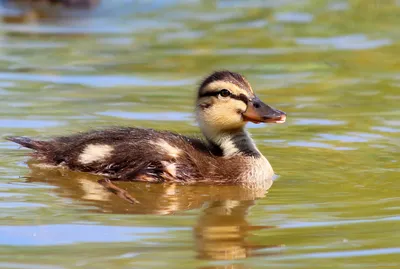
[7, 71, 286, 184]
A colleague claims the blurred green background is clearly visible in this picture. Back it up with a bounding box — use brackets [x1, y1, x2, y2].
[0, 0, 399, 268]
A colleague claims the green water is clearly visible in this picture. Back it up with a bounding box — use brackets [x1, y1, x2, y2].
[0, 1, 399, 268]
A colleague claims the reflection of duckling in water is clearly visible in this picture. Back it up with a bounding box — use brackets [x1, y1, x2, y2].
[25, 165, 273, 214]
[194, 200, 282, 261]
[7, 71, 286, 185]
[25, 166, 283, 263]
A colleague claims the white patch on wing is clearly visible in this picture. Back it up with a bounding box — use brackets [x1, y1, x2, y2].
[152, 139, 182, 158]
[78, 144, 114, 165]
[79, 178, 111, 201]
[161, 161, 177, 177]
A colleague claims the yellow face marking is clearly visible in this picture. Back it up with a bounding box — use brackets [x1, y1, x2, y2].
[196, 78, 256, 132]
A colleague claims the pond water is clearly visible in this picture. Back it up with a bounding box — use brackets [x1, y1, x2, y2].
[0, 1, 399, 268]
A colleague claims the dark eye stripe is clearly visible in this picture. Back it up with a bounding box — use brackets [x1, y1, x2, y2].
[199, 91, 249, 104]
[198, 91, 220, 98]
[231, 93, 249, 104]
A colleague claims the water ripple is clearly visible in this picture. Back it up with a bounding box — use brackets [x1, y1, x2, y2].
[294, 119, 346, 126]
[0, 202, 46, 208]
[317, 133, 384, 143]
[270, 248, 400, 260]
[371, 126, 400, 133]
[281, 216, 400, 229]
[0, 263, 63, 269]
[296, 34, 392, 50]
[0, 224, 187, 246]
[0, 73, 194, 87]
[275, 12, 314, 23]
[288, 141, 354, 151]
[97, 111, 192, 121]
[0, 119, 64, 129]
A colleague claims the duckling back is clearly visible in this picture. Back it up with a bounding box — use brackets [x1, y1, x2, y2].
[7, 127, 238, 183]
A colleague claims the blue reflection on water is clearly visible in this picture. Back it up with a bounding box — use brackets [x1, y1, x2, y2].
[0, 224, 187, 246]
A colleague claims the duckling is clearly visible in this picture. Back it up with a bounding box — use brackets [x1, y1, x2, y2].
[7, 71, 286, 184]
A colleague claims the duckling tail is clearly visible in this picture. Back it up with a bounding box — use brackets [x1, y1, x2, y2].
[6, 136, 48, 151]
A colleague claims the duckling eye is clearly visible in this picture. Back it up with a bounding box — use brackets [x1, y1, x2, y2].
[219, 89, 231, 98]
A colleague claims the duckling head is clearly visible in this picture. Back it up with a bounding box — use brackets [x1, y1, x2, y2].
[196, 70, 286, 136]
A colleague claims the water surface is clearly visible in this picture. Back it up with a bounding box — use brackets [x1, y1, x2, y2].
[0, 1, 399, 268]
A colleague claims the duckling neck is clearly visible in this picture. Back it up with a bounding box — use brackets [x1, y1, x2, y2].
[204, 129, 261, 157]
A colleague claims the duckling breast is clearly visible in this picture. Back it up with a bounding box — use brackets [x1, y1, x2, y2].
[240, 156, 274, 184]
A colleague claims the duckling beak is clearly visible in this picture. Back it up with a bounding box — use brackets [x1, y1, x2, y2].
[242, 97, 286, 124]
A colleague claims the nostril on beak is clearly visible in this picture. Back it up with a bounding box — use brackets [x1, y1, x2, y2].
[253, 102, 260, 108]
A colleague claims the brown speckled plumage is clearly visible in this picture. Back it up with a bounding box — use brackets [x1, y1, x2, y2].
[7, 71, 287, 184]
[8, 128, 250, 183]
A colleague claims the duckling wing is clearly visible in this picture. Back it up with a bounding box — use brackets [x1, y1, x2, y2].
[8, 127, 206, 183]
